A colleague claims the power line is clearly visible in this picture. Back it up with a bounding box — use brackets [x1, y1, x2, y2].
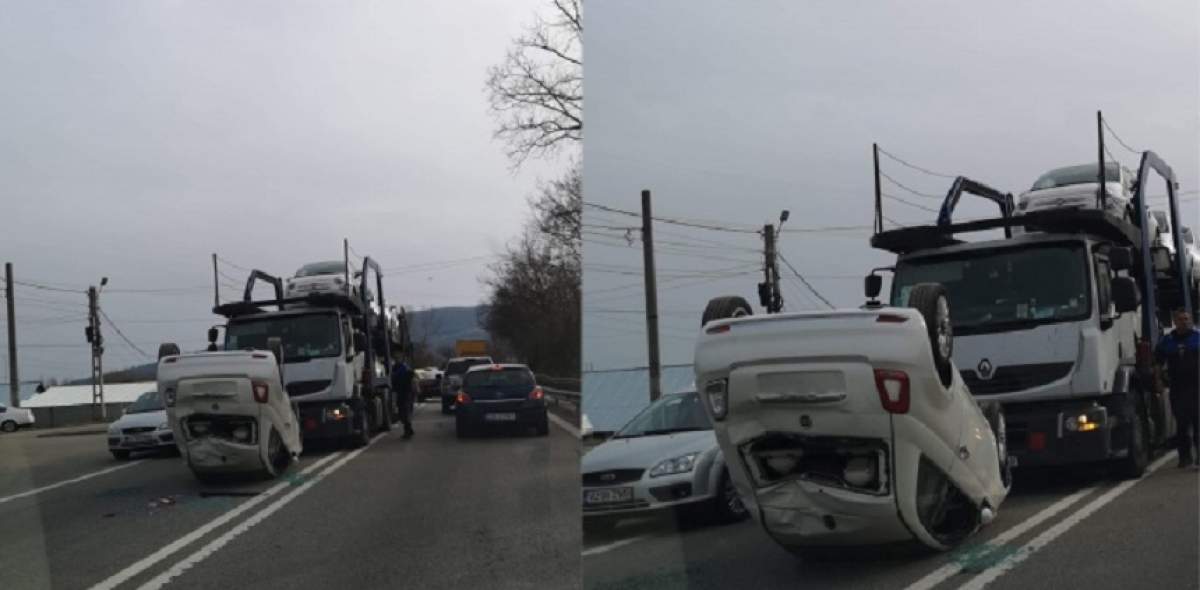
[216, 255, 251, 272]
[98, 308, 153, 359]
[584, 202, 762, 234]
[882, 192, 941, 214]
[13, 280, 82, 294]
[876, 146, 959, 179]
[777, 254, 836, 309]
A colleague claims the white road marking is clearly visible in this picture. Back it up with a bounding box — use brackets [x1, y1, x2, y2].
[582, 535, 651, 557]
[548, 411, 580, 438]
[135, 436, 384, 590]
[958, 451, 1175, 590]
[89, 451, 343, 590]
[0, 460, 145, 505]
[903, 483, 1100, 590]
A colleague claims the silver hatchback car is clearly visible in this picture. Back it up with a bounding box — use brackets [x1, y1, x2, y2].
[581, 390, 748, 534]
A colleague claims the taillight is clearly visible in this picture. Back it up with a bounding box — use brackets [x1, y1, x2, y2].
[529, 386, 545, 401]
[706, 324, 732, 335]
[456, 391, 471, 405]
[252, 380, 269, 403]
[873, 369, 910, 414]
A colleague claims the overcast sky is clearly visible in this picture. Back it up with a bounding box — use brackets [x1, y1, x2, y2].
[0, 1, 562, 383]
[583, 0, 1199, 372]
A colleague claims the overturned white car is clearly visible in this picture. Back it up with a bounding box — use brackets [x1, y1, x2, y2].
[693, 283, 1011, 553]
[158, 340, 302, 482]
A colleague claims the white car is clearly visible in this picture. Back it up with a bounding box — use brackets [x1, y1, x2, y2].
[581, 389, 748, 534]
[1016, 162, 1137, 223]
[0, 403, 35, 433]
[107, 390, 175, 459]
[285, 260, 360, 298]
[159, 345, 302, 481]
[694, 284, 1011, 553]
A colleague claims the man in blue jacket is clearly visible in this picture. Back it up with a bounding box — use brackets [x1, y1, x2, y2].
[1156, 309, 1200, 467]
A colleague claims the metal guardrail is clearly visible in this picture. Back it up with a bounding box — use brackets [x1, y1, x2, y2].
[543, 386, 581, 426]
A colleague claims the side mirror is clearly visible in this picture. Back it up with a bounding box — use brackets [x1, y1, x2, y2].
[266, 337, 285, 367]
[157, 342, 181, 361]
[864, 274, 883, 299]
[1108, 247, 1134, 272]
[1112, 277, 1140, 314]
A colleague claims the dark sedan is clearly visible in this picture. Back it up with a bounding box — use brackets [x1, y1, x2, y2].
[454, 364, 549, 438]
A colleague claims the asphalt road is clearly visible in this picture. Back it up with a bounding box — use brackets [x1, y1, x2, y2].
[582, 451, 1199, 590]
[0, 402, 581, 590]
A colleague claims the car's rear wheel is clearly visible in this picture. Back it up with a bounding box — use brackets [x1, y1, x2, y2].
[907, 283, 954, 388]
[536, 413, 550, 437]
[111, 449, 131, 461]
[701, 296, 754, 327]
[455, 419, 471, 439]
[441, 397, 453, 415]
[1, 420, 17, 433]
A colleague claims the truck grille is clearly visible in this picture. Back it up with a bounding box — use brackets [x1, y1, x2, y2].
[961, 362, 1073, 395]
[286, 380, 332, 396]
[582, 469, 645, 487]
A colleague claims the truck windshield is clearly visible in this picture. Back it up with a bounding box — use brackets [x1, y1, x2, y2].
[225, 313, 342, 362]
[1030, 163, 1119, 191]
[892, 243, 1091, 335]
[615, 392, 712, 439]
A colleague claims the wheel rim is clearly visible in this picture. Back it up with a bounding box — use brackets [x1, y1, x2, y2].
[731, 307, 749, 318]
[936, 295, 953, 360]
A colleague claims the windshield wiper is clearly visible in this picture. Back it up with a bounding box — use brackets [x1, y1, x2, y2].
[641, 427, 708, 436]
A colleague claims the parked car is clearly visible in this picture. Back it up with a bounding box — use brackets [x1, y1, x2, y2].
[415, 366, 443, 403]
[453, 364, 548, 437]
[107, 391, 175, 459]
[0, 403, 35, 433]
[440, 356, 494, 414]
[1016, 162, 1137, 222]
[693, 285, 1011, 553]
[581, 389, 748, 535]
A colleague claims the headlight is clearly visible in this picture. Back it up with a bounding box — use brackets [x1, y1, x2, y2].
[649, 453, 699, 477]
[705, 379, 728, 421]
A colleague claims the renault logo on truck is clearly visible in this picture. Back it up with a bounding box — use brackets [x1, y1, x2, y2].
[977, 359, 994, 380]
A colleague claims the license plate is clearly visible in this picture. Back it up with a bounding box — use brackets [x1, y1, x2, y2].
[484, 413, 517, 422]
[584, 487, 633, 506]
[127, 435, 152, 445]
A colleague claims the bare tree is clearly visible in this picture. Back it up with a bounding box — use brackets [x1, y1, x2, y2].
[486, 0, 582, 166]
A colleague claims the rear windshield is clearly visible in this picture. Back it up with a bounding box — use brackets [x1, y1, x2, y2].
[295, 261, 346, 277]
[463, 368, 534, 388]
[446, 358, 492, 375]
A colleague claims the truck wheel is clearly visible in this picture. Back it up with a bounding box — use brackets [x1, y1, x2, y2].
[380, 391, 394, 432]
[349, 407, 370, 449]
[702, 296, 754, 327]
[907, 283, 954, 388]
[1117, 405, 1149, 479]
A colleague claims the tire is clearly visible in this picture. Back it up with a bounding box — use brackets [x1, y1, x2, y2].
[709, 469, 749, 524]
[157, 342, 181, 360]
[441, 397, 453, 415]
[349, 405, 371, 449]
[536, 414, 550, 437]
[1117, 403, 1149, 479]
[1, 420, 17, 433]
[380, 391, 394, 432]
[907, 283, 954, 388]
[701, 296, 754, 327]
[982, 402, 1012, 490]
[111, 449, 131, 461]
[455, 418, 471, 439]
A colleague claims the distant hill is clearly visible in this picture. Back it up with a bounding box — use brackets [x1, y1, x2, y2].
[62, 305, 489, 385]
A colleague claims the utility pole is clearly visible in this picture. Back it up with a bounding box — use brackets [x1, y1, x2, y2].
[641, 190, 662, 402]
[86, 278, 108, 421]
[760, 224, 783, 313]
[5, 263, 19, 408]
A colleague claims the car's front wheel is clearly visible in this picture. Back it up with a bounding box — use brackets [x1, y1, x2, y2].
[0, 420, 17, 433]
[709, 469, 749, 524]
